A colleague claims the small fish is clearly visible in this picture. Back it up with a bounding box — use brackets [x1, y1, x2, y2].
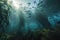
[32, 6, 35, 8]
[27, 3, 31, 6]
[34, 1, 36, 4]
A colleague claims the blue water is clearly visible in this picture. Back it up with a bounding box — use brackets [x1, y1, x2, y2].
[6, 0, 60, 34]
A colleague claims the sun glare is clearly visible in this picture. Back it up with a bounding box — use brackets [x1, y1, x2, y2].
[12, 0, 20, 9]
[7, 0, 28, 10]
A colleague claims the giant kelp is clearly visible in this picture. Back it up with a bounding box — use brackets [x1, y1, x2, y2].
[0, 0, 60, 40]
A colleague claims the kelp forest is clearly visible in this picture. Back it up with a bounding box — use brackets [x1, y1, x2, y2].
[0, 0, 60, 40]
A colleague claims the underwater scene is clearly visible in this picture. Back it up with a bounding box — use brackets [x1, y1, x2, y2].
[0, 0, 60, 40]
